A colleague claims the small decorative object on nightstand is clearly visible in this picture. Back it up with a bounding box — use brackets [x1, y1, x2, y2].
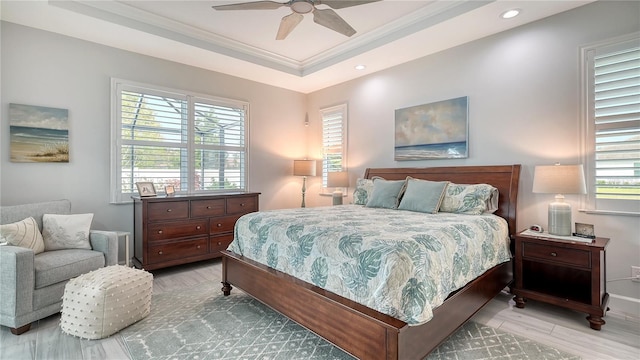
[511, 230, 610, 330]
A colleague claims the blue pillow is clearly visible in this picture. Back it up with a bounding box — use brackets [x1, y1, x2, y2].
[365, 179, 405, 209]
[397, 178, 449, 214]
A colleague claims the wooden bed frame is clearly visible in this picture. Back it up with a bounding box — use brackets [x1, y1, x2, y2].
[221, 165, 521, 360]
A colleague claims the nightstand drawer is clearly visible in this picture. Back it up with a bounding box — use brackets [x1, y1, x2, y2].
[522, 242, 590, 268]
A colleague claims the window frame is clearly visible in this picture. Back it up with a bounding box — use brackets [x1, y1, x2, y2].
[579, 32, 640, 216]
[110, 78, 250, 203]
[320, 103, 348, 188]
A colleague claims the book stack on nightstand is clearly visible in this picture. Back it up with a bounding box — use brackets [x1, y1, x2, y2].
[511, 230, 610, 330]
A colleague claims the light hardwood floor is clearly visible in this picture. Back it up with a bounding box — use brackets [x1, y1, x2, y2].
[1, 259, 638, 360]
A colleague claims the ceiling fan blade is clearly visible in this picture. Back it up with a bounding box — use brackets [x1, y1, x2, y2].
[212, 1, 285, 11]
[316, 0, 381, 10]
[312, 8, 356, 37]
[276, 12, 304, 40]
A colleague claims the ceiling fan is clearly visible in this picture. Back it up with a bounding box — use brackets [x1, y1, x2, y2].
[212, 0, 381, 40]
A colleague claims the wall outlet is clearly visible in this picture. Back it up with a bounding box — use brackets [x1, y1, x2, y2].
[632, 266, 640, 283]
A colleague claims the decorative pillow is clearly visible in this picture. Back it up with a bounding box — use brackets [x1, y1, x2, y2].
[0, 217, 45, 254]
[439, 183, 499, 215]
[42, 213, 94, 251]
[398, 178, 449, 214]
[365, 179, 406, 209]
[353, 178, 374, 205]
[353, 176, 385, 205]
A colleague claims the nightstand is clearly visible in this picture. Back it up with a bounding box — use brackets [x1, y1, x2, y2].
[511, 230, 610, 330]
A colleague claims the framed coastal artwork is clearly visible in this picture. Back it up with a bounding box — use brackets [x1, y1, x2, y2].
[394, 96, 468, 161]
[9, 103, 69, 163]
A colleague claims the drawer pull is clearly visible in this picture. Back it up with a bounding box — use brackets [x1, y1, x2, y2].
[217, 223, 222, 227]
[207, 206, 212, 209]
[158, 251, 163, 255]
[197, 245, 201, 249]
[166, 209, 172, 212]
[240, 203, 245, 207]
[158, 230, 163, 234]
[551, 252, 557, 257]
[196, 226, 201, 230]
[217, 242, 222, 246]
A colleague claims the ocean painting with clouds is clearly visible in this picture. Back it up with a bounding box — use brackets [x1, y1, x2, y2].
[10, 103, 69, 163]
[394, 96, 468, 160]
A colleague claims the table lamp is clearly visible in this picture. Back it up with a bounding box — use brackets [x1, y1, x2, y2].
[293, 159, 316, 208]
[327, 171, 349, 205]
[532, 163, 587, 236]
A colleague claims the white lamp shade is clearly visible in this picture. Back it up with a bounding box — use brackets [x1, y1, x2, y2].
[533, 164, 586, 236]
[327, 171, 349, 188]
[532, 164, 586, 195]
[293, 160, 316, 176]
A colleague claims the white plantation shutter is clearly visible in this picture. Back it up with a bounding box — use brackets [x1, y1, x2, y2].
[193, 99, 246, 191]
[582, 35, 640, 213]
[111, 80, 248, 203]
[321, 104, 348, 187]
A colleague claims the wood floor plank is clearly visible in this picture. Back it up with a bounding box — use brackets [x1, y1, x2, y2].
[34, 324, 82, 360]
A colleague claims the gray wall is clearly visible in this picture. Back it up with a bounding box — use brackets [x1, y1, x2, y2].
[306, 0, 640, 319]
[1, 21, 310, 263]
[1, 1, 639, 319]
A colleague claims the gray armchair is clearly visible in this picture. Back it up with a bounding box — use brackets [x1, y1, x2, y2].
[0, 200, 118, 334]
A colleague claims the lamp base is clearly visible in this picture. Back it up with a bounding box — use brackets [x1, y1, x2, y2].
[332, 191, 343, 206]
[548, 200, 572, 236]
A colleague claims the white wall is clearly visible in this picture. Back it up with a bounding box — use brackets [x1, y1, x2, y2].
[306, 1, 640, 320]
[1, 22, 309, 262]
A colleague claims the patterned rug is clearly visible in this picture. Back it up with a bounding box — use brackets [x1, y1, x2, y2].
[121, 284, 580, 360]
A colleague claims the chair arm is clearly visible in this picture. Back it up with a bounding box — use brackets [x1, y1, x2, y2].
[89, 230, 119, 266]
[0, 246, 35, 319]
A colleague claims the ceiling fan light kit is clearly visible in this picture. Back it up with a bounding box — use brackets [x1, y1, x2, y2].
[291, 0, 314, 14]
[212, 0, 380, 40]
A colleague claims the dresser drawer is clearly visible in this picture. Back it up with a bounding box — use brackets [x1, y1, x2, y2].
[147, 201, 189, 221]
[148, 220, 208, 241]
[522, 242, 591, 268]
[191, 199, 226, 217]
[148, 237, 208, 264]
[227, 196, 257, 214]
[210, 234, 234, 253]
[209, 215, 241, 234]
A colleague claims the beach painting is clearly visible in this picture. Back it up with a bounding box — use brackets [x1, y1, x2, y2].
[9, 103, 69, 163]
[394, 96, 468, 160]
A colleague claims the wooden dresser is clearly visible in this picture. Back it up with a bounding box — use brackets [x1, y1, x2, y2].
[132, 192, 260, 270]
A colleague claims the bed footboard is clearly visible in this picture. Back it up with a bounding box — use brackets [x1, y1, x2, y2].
[222, 250, 512, 360]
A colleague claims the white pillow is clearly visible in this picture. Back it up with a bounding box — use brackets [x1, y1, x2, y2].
[42, 213, 94, 251]
[0, 217, 45, 254]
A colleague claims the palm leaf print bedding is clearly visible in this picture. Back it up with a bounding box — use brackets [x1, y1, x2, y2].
[228, 205, 510, 325]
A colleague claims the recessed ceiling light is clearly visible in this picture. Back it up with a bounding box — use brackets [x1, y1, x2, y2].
[500, 9, 521, 19]
[355, 65, 366, 70]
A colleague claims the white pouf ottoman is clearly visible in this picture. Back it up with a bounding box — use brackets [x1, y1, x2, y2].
[60, 265, 153, 339]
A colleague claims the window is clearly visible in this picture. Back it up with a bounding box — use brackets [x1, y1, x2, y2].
[111, 79, 248, 203]
[581, 34, 640, 214]
[321, 104, 348, 187]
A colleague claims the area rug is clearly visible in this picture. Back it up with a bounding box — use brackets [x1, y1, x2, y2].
[121, 284, 580, 360]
